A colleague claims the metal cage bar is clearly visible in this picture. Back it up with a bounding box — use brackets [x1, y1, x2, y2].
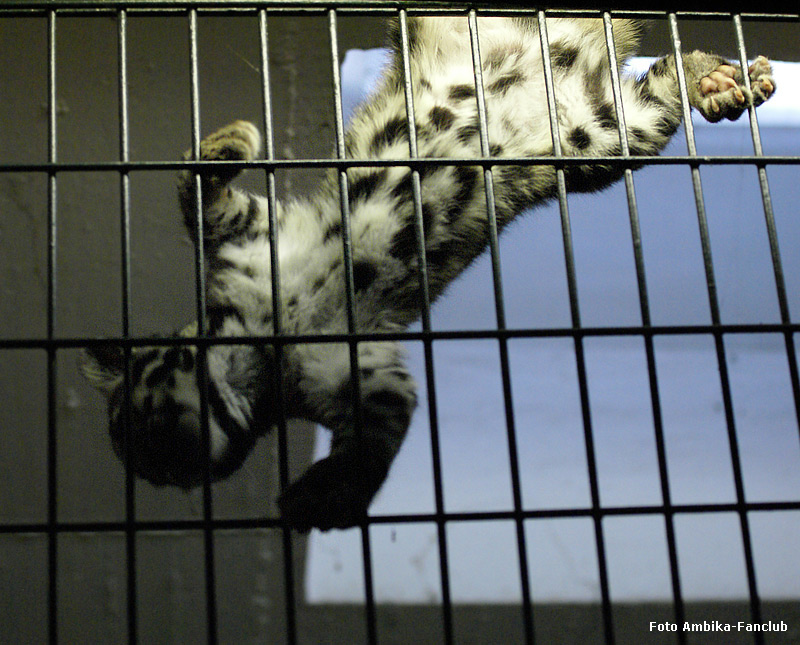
[46, 10, 58, 645]
[115, 9, 140, 645]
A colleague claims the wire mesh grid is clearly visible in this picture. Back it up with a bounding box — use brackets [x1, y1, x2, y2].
[0, 1, 799, 644]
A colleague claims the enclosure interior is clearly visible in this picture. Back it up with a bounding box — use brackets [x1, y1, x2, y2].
[1, 4, 799, 644]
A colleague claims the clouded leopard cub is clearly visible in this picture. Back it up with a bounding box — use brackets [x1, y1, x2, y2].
[81, 16, 775, 531]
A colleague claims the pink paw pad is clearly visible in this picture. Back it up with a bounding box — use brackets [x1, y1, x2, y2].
[699, 65, 746, 116]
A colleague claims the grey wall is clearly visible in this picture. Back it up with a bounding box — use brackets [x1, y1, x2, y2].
[0, 11, 351, 643]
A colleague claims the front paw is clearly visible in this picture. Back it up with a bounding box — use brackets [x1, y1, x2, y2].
[197, 120, 262, 163]
[694, 57, 775, 123]
[696, 63, 751, 122]
[277, 451, 386, 532]
[747, 55, 776, 107]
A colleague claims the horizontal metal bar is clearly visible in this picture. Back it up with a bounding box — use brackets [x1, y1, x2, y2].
[0, 1, 797, 19]
[3, 322, 799, 351]
[0, 154, 798, 175]
[2, 499, 798, 536]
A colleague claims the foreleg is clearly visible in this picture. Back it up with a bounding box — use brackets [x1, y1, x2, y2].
[177, 120, 269, 246]
[630, 51, 775, 145]
[278, 341, 417, 531]
[562, 51, 775, 193]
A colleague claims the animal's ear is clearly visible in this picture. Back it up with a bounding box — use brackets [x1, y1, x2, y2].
[79, 345, 125, 395]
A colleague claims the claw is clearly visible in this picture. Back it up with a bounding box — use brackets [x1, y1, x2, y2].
[710, 97, 720, 114]
[734, 88, 745, 104]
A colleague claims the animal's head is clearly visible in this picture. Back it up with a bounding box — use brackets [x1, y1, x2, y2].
[80, 337, 257, 489]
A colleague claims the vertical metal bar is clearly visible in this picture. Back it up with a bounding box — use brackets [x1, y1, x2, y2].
[46, 9, 58, 645]
[467, 11, 533, 645]
[188, 10, 218, 644]
[601, 14, 686, 642]
[537, 12, 615, 644]
[117, 9, 138, 645]
[397, 10, 453, 644]
[258, 10, 298, 645]
[327, 10, 378, 644]
[732, 15, 800, 436]
[668, 15, 763, 642]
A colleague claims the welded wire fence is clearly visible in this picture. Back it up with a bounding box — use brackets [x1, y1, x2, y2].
[0, 2, 799, 644]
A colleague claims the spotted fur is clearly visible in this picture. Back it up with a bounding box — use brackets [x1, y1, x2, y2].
[81, 16, 775, 531]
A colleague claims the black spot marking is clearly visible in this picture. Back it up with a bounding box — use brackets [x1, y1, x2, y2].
[228, 210, 243, 232]
[389, 222, 418, 262]
[446, 166, 478, 221]
[629, 126, 646, 142]
[131, 349, 160, 386]
[418, 77, 432, 91]
[636, 82, 668, 110]
[456, 121, 481, 145]
[311, 276, 326, 294]
[387, 17, 420, 56]
[421, 203, 435, 233]
[348, 169, 387, 206]
[213, 256, 239, 274]
[649, 57, 672, 77]
[482, 48, 506, 72]
[179, 348, 194, 372]
[389, 367, 411, 382]
[563, 144, 626, 193]
[550, 44, 579, 70]
[244, 195, 259, 229]
[287, 296, 298, 308]
[391, 171, 414, 202]
[208, 305, 245, 335]
[449, 84, 475, 101]
[568, 126, 592, 150]
[426, 238, 459, 269]
[655, 116, 678, 138]
[365, 389, 410, 410]
[324, 221, 343, 243]
[429, 106, 456, 131]
[352, 260, 379, 292]
[144, 361, 173, 389]
[593, 102, 617, 130]
[499, 165, 543, 211]
[370, 117, 408, 155]
[490, 143, 503, 157]
[162, 347, 181, 369]
[487, 71, 525, 95]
